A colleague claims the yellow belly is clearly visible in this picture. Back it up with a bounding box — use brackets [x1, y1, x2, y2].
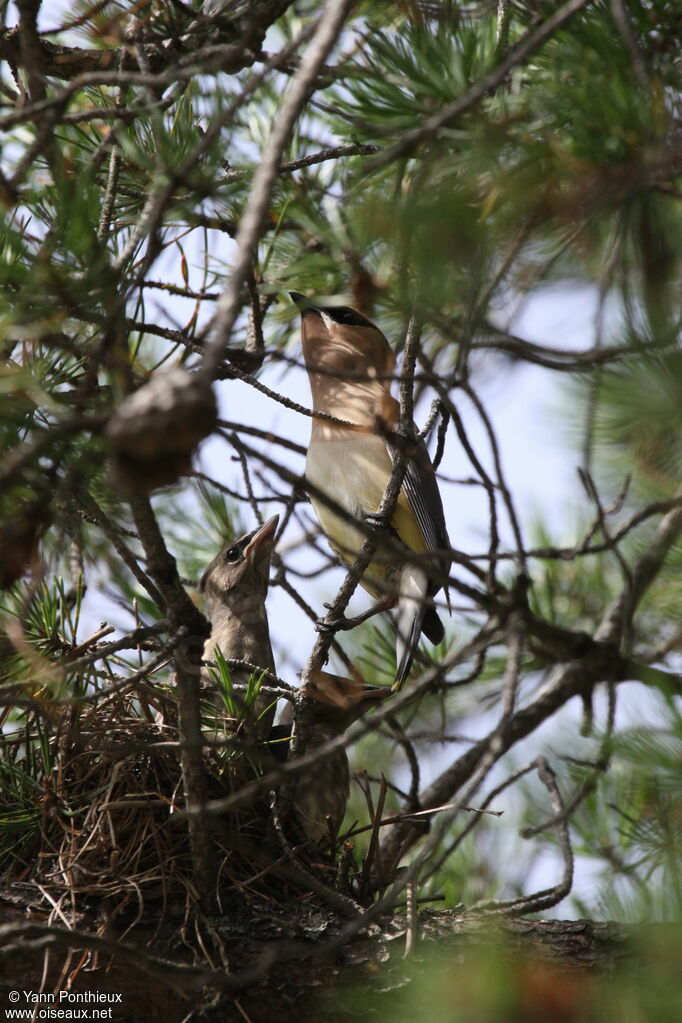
[306, 432, 427, 597]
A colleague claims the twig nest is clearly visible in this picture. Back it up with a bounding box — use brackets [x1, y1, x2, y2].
[105, 369, 217, 493]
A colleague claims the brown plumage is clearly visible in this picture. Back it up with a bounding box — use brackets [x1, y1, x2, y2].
[275, 670, 389, 847]
[290, 291, 451, 688]
[199, 515, 279, 740]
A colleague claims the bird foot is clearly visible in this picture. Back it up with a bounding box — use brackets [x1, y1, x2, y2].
[364, 512, 388, 528]
[363, 513, 400, 540]
[317, 596, 396, 633]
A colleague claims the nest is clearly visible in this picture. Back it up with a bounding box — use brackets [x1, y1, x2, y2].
[39, 718, 191, 899]
[1, 688, 282, 919]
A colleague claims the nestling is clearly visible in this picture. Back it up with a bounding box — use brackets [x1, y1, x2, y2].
[199, 515, 279, 740]
[274, 669, 389, 847]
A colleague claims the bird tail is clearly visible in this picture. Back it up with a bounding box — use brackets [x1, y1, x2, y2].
[422, 605, 444, 645]
[393, 566, 429, 690]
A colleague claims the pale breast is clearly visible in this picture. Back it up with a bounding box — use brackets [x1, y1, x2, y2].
[307, 432, 392, 593]
[306, 430, 427, 596]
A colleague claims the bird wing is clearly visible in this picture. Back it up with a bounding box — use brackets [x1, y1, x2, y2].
[380, 395, 451, 605]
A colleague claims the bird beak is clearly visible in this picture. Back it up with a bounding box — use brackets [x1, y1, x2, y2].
[308, 669, 390, 712]
[243, 515, 279, 567]
[355, 684, 391, 716]
[289, 291, 320, 315]
[358, 684, 391, 701]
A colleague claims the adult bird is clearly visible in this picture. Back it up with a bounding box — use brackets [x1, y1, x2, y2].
[290, 291, 451, 688]
[199, 515, 279, 741]
[273, 670, 389, 847]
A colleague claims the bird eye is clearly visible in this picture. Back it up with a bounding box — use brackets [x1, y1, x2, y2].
[329, 306, 373, 328]
[224, 545, 241, 562]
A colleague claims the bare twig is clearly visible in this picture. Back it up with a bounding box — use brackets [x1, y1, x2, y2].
[202, 0, 356, 379]
[128, 495, 214, 905]
[471, 758, 574, 916]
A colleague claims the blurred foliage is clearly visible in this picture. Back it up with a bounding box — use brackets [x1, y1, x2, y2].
[326, 921, 682, 1022]
[568, 703, 682, 922]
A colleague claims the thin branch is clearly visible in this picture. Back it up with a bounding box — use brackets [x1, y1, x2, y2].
[379, 500, 682, 868]
[469, 757, 574, 917]
[78, 492, 163, 609]
[610, 0, 649, 89]
[220, 142, 381, 182]
[128, 495, 214, 905]
[596, 493, 682, 645]
[202, 0, 356, 379]
[522, 683, 616, 839]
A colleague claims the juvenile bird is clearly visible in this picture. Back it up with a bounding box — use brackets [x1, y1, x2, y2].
[290, 292, 451, 688]
[273, 670, 389, 847]
[199, 515, 279, 740]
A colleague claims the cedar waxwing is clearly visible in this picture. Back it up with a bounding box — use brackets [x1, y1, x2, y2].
[199, 515, 279, 740]
[290, 292, 451, 688]
[273, 670, 389, 847]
